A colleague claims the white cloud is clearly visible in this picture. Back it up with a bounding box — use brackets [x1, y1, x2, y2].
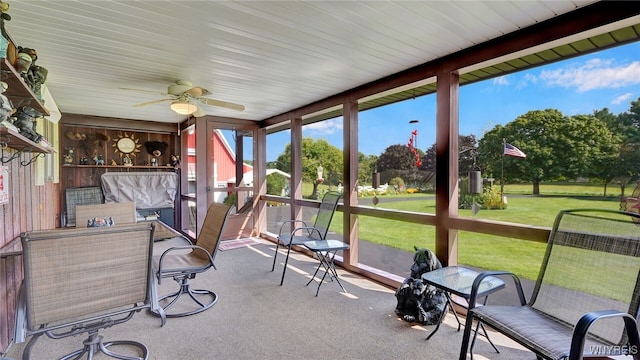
[539, 59, 640, 92]
[516, 73, 537, 89]
[492, 76, 509, 86]
[303, 118, 343, 135]
[523, 73, 537, 84]
[612, 92, 633, 105]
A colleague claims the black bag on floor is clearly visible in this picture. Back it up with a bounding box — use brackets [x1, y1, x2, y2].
[394, 247, 446, 325]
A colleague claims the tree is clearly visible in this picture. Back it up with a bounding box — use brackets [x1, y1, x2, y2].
[376, 144, 424, 186]
[422, 134, 478, 178]
[595, 98, 640, 196]
[358, 153, 378, 186]
[376, 144, 415, 171]
[620, 97, 640, 130]
[594, 141, 640, 197]
[266, 172, 288, 196]
[478, 109, 615, 195]
[561, 114, 616, 180]
[274, 137, 343, 199]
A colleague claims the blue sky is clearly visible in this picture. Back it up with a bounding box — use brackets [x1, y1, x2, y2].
[266, 41, 640, 161]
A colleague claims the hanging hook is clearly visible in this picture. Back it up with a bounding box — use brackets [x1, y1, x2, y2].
[1, 149, 22, 164]
[20, 151, 44, 166]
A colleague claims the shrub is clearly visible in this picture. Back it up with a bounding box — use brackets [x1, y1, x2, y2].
[224, 193, 237, 206]
[389, 177, 405, 193]
[459, 193, 476, 209]
[481, 185, 507, 209]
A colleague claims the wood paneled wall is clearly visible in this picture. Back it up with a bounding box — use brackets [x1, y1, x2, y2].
[0, 152, 60, 354]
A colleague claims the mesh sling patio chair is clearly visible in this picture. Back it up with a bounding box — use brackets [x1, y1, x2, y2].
[14, 223, 158, 360]
[271, 191, 341, 286]
[459, 209, 640, 360]
[153, 202, 233, 318]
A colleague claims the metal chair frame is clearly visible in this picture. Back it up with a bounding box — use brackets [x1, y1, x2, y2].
[271, 191, 341, 286]
[459, 209, 640, 360]
[153, 202, 233, 319]
[15, 223, 158, 360]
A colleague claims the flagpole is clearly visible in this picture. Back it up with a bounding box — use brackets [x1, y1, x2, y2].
[501, 138, 505, 199]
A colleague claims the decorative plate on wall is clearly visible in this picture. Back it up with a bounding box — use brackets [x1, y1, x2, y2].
[112, 132, 141, 157]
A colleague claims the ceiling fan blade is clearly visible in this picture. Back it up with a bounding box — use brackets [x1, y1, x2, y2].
[185, 86, 210, 98]
[199, 97, 245, 111]
[192, 104, 207, 118]
[132, 98, 173, 107]
[120, 87, 168, 96]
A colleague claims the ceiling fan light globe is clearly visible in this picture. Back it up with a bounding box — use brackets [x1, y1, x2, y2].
[170, 100, 197, 115]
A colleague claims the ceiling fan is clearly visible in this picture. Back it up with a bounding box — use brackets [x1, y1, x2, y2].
[121, 80, 245, 117]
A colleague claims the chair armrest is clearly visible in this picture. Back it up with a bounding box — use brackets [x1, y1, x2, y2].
[570, 310, 640, 360]
[278, 220, 308, 236]
[178, 237, 194, 245]
[468, 270, 527, 309]
[156, 245, 214, 279]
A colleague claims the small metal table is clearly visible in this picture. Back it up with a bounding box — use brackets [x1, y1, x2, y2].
[303, 239, 349, 296]
[421, 266, 504, 352]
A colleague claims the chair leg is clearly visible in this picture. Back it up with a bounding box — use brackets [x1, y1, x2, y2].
[279, 246, 293, 286]
[150, 276, 218, 318]
[271, 241, 280, 271]
[478, 323, 500, 353]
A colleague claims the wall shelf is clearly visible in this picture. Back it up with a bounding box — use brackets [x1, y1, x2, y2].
[0, 126, 53, 154]
[61, 125, 176, 189]
[1, 58, 49, 116]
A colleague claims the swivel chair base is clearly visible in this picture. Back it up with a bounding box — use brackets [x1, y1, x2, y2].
[24, 332, 149, 360]
[150, 277, 218, 318]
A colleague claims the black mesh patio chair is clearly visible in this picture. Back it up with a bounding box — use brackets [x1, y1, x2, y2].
[459, 209, 640, 360]
[15, 223, 158, 360]
[271, 191, 341, 286]
[153, 202, 233, 318]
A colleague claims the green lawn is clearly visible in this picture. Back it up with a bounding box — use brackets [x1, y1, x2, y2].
[318, 182, 627, 281]
[502, 182, 624, 197]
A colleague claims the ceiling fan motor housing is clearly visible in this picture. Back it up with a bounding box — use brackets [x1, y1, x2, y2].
[167, 80, 193, 96]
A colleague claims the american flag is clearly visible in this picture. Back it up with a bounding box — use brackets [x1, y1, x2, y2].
[504, 143, 526, 158]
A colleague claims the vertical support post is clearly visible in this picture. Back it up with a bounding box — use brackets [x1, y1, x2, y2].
[234, 132, 244, 211]
[290, 117, 303, 228]
[435, 71, 460, 266]
[255, 127, 267, 236]
[343, 99, 359, 267]
[195, 117, 209, 236]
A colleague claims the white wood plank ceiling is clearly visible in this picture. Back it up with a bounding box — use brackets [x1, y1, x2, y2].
[3, 1, 608, 123]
